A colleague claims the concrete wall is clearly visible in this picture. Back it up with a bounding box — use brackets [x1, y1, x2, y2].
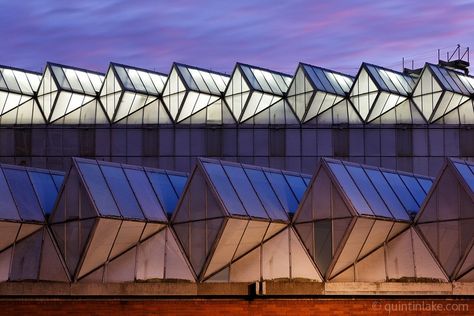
[1, 124, 473, 176]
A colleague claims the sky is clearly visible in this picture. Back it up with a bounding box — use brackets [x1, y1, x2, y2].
[1, 0, 473, 76]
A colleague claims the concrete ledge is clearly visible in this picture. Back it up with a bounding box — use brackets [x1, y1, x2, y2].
[0, 282, 474, 297]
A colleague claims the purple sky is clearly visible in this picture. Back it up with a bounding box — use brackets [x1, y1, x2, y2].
[1, 0, 473, 76]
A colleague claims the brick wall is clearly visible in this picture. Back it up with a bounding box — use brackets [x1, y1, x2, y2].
[1, 298, 474, 315]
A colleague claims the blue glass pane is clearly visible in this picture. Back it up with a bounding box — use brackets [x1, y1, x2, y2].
[245, 168, 287, 220]
[418, 178, 433, 194]
[0, 169, 20, 220]
[265, 171, 298, 214]
[147, 171, 179, 216]
[365, 169, 409, 220]
[240, 65, 261, 90]
[3, 168, 43, 221]
[224, 165, 267, 219]
[400, 175, 427, 206]
[346, 165, 391, 218]
[303, 65, 325, 91]
[303, 177, 311, 186]
[124, 168, 167, 221]
[77, 162, 120, 217]
[284, 174, 308, 202]
[202, 162, 246, 216]
[383, 172, 419, 214]
[454, 162, 474, 192]
[100, 165, 144, 220]
[52, 174, 64, 191]
[327, 163, 372, 215]
[28, 171, 58, 215]
[169, 174, 187, 197]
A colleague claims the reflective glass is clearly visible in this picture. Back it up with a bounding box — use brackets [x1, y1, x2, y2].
[202, 162, 246, 216]
[417, 178, 433, 194]
[51, 66, 71, 90]
[64, 69, 84, 92]
[303, 177, 311, 186]
[177, 66, 199, 91]
[313, 67, 336, 93]
[52, 174, 64, 191]
[188, 68, 211, 94]
[75, 71, 95, 95]
[454, 162, 474, 192]
[114, 66, 134, 90]
[3, 168, 43, 221]
[265, 171, 298, 214]
[327, 162, 372, 215]
[325, 71, 345, 95]
[244, 168, 287, 220]
[126, 69, 146, 93]
[28, 171, 58, 215]
[77, 162, 120, 217]
[365, 168, 409, 220]
[400, 175, 427, 206]
[223, 165, 267, 218]
[284, 174, 308, 202]
[0, 169, 19, 220]
[240, 65, 261, 90]
[383, 171, 419, 214]
[147, 171, 179, 215]
[168, 174, 187, 196]
[345, 165, 391, 217]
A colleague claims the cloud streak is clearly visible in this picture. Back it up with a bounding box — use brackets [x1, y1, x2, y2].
[0, 0, 472, 76]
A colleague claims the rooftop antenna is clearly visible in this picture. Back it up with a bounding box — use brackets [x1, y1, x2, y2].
[438, 44, 470, 75]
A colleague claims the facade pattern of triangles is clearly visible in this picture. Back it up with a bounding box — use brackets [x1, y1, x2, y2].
[49, 157, 189, 281]
[172, 158, 311, 281]
[162, 63, 233, 124]
[415, 158, 474, 281]
[293, 158, 434, 280]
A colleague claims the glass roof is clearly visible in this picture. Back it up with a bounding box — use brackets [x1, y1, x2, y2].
[427, 63, 474, 95]
[0, 66, 42, 95]
[239, 63, 292, 95]
[48, 63, 104, 96]
[175, 63, 229, 95]
[452, 159, 474, 192]
[326, 158, 433, 220]
[75, 158, 187, 221]
[112, 63, 167, 95]
[201, 158, 311, 220]
[302, 63, 354, 96]
[0, 164, 64, 221]
[364, 63, 416, 96]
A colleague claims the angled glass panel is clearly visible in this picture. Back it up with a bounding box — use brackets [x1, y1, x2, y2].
[63, 69, 84, 93]
[377, 69, 399, 93]
[51, 66, 71, 90]
[265, 72, 284, 94]
[52, 174, 64, 191]
[400, 175, 427, 206]
[223, 165, 267, 219]
[327, 162, 372, 215]
[244, 168, 287, 220]
[124, 168, 167, 221]
[265, 171, 299, 214]
[303, 176, 311, 186]
[312, 67, 336, 94]
[87, 73, 104, 92]
[437, 67, 463, 93]
[28, 171, 58, 215]
[3, 168, 43, 221]
[303, 65, 325, 91]
[284, 174, 308, 202]
[126, 68, 147, 93]
[1, 69, 21, 92]
[382, 171, 419, 214]
[454, 162, 474, 192]
[12, 70, 32, 94]
[240, 65, 261, 90]
[76, 162, 120, 217]
[365, 168, 409, 220]
[188, 68, 211, 94]
[138, 71, 159, 94]
[200, 71, 221, 94]
[0, 169, 19, 220]
[345, 165, 391, 218]
[429, 65, 453, 91]
[100, 165, 144, 220]
[202, 162, 246, 216]
[114, 66, 135, 90]
[417, 178, 433, 194]
[210, 73, 228, 92]
[252, 69, 272, 93]
[75, 71, 95, 95]
[168, 174, 187, 197]
[325, 71, 345, 95]
[177, 66, 199, 91]
[146, 171, 179, 216]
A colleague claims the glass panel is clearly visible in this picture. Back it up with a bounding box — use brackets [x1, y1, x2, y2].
[400, 175, 427, 206]
[223, 165, 267, 219]
[77, 162, 120, 217]
[188, 68, 211, 93]
[3, 168, 43, 221]
[147, 171, 179, 215]
[303, 65, 325, 91]
[303, 177, 311, 186]
[244, 168, 287, 220]
[177, 66, 199, 90]
[28, 171, 58, 215]
[365, 169, 409, 220]
[325, 71, 345, 95]
[126, 68, 146, 93]
[345, 165, 391, 218]
[240, 65, 261, 90]
[252, 69, 272, 93]
[383, 172, 419, 215]
[87, 73, 104, 92]
[168, 174, 187, 196]
[284, 174, 307, 202]
[265, 171, 298, 214]
[64, 69, 84, 92]
[51, 66, 71, 90]
[138, 71, 159, 94]
[124, 168, 167, 221]
[202, 162, 246, 216]
[2, 69, 21, 92]
[366, 65, 388, 91]
[114, 66, 134, 90]
[417, 178, 433, 194]
[327, 162, 372, 215]
[454, 162, 474, 191]
[315, 220, 332, 274]
[75, 71, 95, 95]
[313, 67, 336, 93]
[52, 174, 64, 191]
[0, 169, 19, 220]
